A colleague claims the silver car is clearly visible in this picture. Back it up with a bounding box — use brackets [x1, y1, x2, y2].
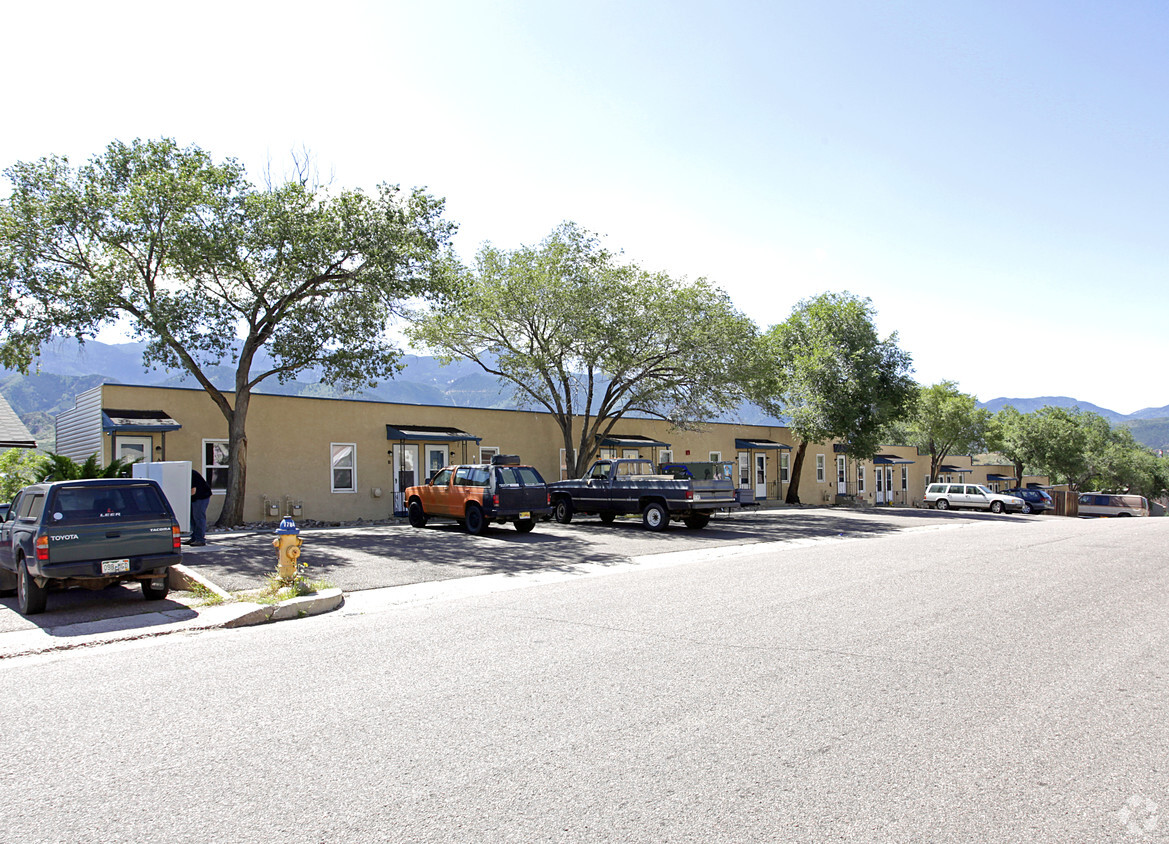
[924, 483, 1025, 514]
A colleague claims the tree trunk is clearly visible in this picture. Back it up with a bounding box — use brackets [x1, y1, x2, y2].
[1013, 458, 1025, 487]
[216, 390, 250, 528]
[785, 440, 808, 504]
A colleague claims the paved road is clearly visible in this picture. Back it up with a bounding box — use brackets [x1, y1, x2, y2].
[1, 514, 1165, 842]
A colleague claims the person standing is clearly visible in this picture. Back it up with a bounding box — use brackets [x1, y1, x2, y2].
[189, 469, 213, 546]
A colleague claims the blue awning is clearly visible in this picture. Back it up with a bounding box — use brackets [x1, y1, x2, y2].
[386, 424, 481, 443]
[938, 465, 972, 474]
[986, 473, 1016, 481]
[873, 454, 914, 465]
[735, 438, 791, 450]
[101, 409, 181, 433]
[599, 434, 671, 448]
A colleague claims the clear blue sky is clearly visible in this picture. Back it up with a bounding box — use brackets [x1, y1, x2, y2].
[4, 1, 1167, 414]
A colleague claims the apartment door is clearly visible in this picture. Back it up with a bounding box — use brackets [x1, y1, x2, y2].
[392, 444, 419, 515]
[754, 454, 766, 499]
[837, 456, 847, 495]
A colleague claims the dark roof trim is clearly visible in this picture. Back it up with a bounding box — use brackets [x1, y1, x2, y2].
[599, 434, 671, 448]
[735, 438, 791, 450]
[386, 424, 481, 443]
[938, 465, 972, 474]
[102, 409, 181, 433]
[872, 454, 915, 465]
[985, 473, 1016, 481]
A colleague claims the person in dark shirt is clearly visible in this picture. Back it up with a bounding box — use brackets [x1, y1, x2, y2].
[188, 469, 213, 546]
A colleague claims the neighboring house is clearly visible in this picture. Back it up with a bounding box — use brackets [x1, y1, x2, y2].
[0, 394, 37, 449]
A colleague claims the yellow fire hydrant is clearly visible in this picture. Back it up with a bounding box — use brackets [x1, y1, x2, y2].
[272, 517, 303, 581]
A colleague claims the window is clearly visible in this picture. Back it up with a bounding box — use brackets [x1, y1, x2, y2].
[901, 466, 908, 490]
[599, 448, 616, 460]
[709, 451, 721, 462]
[660, 450, 673, 465]
[204, 440, 230, 492]
[559, 448, 578, 480]
[431, 468, 452, 486]
[780, 452, 790, 483]
[857, 465, 866, 493]
[738, 452, 749, 486]
[115, 435, 153, 465]
[454, 466, 490, 487]
[816, 454, 826, 482]
[331, 443, 356, 493]
[479, 446, 499, 463]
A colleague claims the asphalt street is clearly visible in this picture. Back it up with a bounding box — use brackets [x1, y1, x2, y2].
[1, 514, 1165, 842]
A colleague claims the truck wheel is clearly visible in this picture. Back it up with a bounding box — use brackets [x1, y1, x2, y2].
[599, 512, 616, 524]
[17, 557, 47, 616]
[408, 500, 428, 528]
[514, 518, 535, 534]
[142, 571, 170, 601]
[684, 513, 710, 530]
[553, 498, 574, 524]
[465, 504, 487, 536]
[642, 502, 669, 532]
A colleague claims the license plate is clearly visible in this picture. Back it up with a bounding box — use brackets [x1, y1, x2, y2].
[101, 558, 130, 574]
[693, 494, 703, 501]
[519, 512, 530, 519]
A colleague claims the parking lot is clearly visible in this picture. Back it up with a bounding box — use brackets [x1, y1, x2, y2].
[0, 504, 1038, 636]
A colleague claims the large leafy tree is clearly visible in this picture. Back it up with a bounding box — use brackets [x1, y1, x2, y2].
[902, 381, 990, 483]
[753, 292, 915, 504]
[0, 138, 455, 525]
[984, 405, 1038, 486]
[408, 222, 761, 476]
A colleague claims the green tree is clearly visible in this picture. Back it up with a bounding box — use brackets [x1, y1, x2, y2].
[753, 292, 915, 504]
[902, 381, 990, 484]
[1, 138, 455, 526]
[1027, 406, 1091, 489]
[0, 448, 46, 502]
[408, 222, 761, 476]
[985, 405, 1038, 487]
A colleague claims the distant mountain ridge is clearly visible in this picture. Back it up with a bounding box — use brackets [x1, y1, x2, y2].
[976, 396, 1169, 423]
[3, 340, 1166, 451]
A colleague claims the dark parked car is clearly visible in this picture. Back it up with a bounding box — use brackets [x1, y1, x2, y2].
[1003, 487, 1055, 515]
[0, 478, 181, 615]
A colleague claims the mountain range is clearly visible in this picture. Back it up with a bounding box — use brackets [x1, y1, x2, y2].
[3, 339, 1167, 452]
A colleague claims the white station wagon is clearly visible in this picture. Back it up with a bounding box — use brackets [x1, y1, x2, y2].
[924, 483, 1026, 514]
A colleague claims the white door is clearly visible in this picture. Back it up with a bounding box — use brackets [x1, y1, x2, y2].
[115, 435, 153, 466]
[885, 468, 894, 503]
[875, 464, 885, 503]
[754, 454, 766, 498]
[837, 456, 847, 495]
[425, 446, 448, 481]
[393, 444, 420, 515]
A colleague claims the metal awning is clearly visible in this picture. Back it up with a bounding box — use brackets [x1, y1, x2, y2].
[986, 473, 1016, 482]
[938, 465, 972, 474]
[0, 394, 35, 448]
[102, 409, 181, 433]
[599, 434, 671, 448]
[735, 438, 791, 450]
[873, 454, 915, 465]
[386, 424, 481, 443]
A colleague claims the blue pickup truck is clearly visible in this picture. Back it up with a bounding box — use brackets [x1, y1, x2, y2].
[0, 478, 182, 615]
[548, 458, 737, 531]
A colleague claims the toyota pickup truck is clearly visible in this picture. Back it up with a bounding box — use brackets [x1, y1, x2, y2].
[0, 478, 182, 615]
[404, 455, 553, 535]
[548, 458, 737, 531]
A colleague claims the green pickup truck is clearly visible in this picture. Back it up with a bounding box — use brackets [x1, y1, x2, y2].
[0, 478, 182, 615]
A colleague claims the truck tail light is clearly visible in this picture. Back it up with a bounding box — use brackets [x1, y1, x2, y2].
[492, 495, 500, 507]
[546, 492, 551, 506]
[172, 525, 181, 549]
[685, 490, 693, 500]
[36, 535, 49, 562]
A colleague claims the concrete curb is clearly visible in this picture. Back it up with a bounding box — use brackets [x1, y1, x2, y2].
[223, 588, 345, 628]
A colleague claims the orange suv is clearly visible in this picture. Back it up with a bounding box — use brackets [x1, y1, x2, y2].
[404, 456, 553, 535]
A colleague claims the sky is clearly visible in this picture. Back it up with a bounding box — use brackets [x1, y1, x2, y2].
[3, 1, 1167, 414]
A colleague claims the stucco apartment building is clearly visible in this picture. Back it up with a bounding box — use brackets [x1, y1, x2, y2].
[55, 383, 1042, 524]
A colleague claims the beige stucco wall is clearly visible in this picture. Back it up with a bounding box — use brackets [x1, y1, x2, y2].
[89, 383, 1005, 521]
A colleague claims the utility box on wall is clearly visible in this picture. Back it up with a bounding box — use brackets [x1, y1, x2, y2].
[133, 460, 192, 534]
